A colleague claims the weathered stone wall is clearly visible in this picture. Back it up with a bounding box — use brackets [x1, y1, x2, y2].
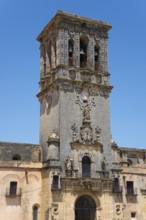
[0, 142, 41, 162]
[0, 162, 42, 220]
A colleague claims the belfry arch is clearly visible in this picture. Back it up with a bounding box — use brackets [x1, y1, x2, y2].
[75, 195, 96, 220]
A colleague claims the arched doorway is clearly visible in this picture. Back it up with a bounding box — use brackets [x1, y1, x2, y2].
[75, 195, 96, 220]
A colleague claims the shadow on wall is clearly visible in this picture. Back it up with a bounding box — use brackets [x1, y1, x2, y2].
[6, 197, 21, 206]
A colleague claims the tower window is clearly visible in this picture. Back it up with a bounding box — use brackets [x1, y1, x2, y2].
[80, 36, 88, 68]
[94, 45, 99, 70]
[68, 39, 74, 66]
[82, 156, 91, 177]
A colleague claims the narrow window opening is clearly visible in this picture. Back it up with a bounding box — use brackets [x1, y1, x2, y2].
[127, 181, 134, 195]
[113, 178, 120, 192]
[10, 181, 17, 196]
[68, 39, 74, 66]
[94, 46, 99, 70]
[80, 36, 88, 68]
[52, 175, 59, 190]
[33, 206, 38, 220]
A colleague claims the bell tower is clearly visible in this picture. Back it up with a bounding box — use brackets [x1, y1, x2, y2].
[37, 11, 113, 174]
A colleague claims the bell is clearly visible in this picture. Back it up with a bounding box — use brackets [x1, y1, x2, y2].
[80, 48, 85, 55]
[94, 51, 98, 56]
[69, 45, 73, 53]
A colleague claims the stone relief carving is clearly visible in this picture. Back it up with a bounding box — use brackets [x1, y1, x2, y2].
[50, 203, 59, 220]
[116, 205, 121, 215]
[80, 180, 94, 190]
[95, 126, 102, 143]
[59, 81, 73, 92]
[69, 69, 76, 80]
[78, 152, 95, 170]
[94, 35, 100, 41]
[80, 124, 93, 145]
[71, 123, 78, 142]
[68, 29, 75, 36]
[70, 91, 103, 145]
[88, 86, 98, 96]
[76, 91, 96, 110]
[99, 86, 112, 98]
[71, 123, 102, 145]
[80, 72, 92, 82]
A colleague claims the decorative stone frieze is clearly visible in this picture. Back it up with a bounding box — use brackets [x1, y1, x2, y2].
[80, 180, 94, 190]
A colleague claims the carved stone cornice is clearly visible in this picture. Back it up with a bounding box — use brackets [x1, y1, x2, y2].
[37, 11, 111, 42]
[37, 78, 113, 99]
[36, 83, 59, 99]
[98, 85, 113, 98]
[70, 142, 103, 152]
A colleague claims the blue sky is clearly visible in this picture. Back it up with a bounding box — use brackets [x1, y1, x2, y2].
[0, 0, 146, 149]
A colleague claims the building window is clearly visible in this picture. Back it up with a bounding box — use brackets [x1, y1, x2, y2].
[131, 212, 136, 219]
[113, 178, 120, 192]
[52, 175, 59, 190]
[82, 156, 91, 177]
[10, 181, 17, 195]
[127, 181, 134, 195]
[33, 206, 38, 220]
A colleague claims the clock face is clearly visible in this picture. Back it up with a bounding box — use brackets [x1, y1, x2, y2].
[69, 29, 75, 36]
[94, 35, 100, 41]
[81, 91, 89, 101]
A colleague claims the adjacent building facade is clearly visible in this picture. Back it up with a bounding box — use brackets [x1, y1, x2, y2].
[0, 11, 146, 220]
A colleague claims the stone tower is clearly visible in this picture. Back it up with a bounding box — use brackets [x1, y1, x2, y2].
[37, 10, 113, 174]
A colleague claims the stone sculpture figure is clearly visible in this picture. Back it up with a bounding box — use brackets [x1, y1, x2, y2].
[102, 157, 109, 172]
[82, 103, 91, 122]
[65, 156, 73, 170]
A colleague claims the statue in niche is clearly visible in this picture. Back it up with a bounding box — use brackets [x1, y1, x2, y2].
[71, 123, 78, 142]
[102, 157, 109, 172]
[65, 156, 73, 170]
